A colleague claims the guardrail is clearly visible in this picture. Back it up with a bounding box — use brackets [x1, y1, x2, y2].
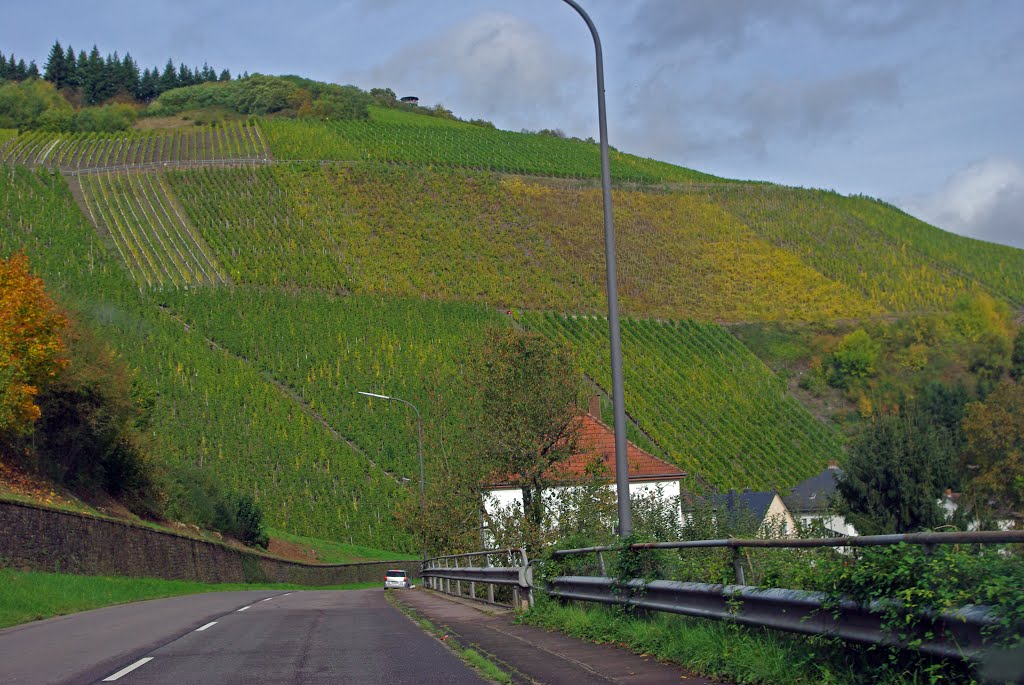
[421, 548, 533, 609]
[546, 530, 1024, 661]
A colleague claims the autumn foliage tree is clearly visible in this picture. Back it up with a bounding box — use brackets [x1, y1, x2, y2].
[0, 253, 68, 435]
[960, 379, 1024, 526]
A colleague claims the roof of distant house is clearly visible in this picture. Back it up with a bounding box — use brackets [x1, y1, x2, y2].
[785, 463, 842, 513]
[484, 411, 685, 488]
[699, 489, 779, 523]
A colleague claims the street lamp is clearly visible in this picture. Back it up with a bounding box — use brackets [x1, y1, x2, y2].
[560, 0, 633, 537]
[357, 391, 426, 560]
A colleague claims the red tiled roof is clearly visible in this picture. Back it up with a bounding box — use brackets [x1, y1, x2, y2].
[485, 413, 686, 488]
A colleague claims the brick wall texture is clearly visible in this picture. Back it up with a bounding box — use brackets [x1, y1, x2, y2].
[0, 500, 418, 585]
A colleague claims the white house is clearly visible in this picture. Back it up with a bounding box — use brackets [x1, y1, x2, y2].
[481, 397, 687, 532]
[784, 462, 858, 537]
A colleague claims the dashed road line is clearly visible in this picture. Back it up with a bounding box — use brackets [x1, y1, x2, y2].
[102, 657, 154, 681]
[195, 621, 218, 632]
[237, 605, 252, 612]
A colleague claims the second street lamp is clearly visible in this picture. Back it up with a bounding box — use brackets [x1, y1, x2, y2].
[357, 391, 426, 560]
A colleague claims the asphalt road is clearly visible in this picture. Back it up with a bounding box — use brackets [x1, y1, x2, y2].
[0, 589, 489, 684]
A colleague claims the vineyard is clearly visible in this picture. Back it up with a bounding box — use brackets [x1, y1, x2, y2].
[260, 115, 722, 184]
[524, 312, 844, 491]
[76, 171, 226, 288]
[0, 121, 268, 171]
[700, 185, 1024, 311]
[0, 166, 415, 551]
[165, 163, 879, 319]
[159, 288, 505, 479]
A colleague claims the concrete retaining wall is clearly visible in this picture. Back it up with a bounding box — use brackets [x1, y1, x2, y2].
[0, 499, 418, 585]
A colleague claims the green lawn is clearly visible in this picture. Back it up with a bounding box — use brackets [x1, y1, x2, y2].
[0, 568, 376, 629]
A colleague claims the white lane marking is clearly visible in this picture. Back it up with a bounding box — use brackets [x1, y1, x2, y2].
[282, 592, 293, 596]
[195, 621, 218, 631]
[237, 605, 252, 612]
[260, 597, 274, 602]
[102, 657, 154, 681]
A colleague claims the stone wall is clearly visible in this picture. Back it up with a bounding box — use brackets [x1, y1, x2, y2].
[0, 500, 419, 585]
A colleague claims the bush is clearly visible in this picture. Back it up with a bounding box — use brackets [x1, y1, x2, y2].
[29, 323, 160, 517]
[162, 464, 268, 548]
[827, 329, 880, 388]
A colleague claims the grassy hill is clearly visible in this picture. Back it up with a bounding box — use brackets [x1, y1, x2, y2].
[2, 103, 1022, 551]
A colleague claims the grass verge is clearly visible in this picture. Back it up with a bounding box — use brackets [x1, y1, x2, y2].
[386, 591, 512, 683]
[266, 527, 418, 564]
[521, 598, 977, 685]
[0, 567, 375, 630]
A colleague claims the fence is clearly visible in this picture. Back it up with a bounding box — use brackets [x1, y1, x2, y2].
[421, 548, 533, 609]
[546, 530, 1024, 661]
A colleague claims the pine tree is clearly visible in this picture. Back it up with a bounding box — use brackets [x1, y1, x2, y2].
[64, 45, 78, 87]
[83, 45, 104, 104]
[0, 52, 7, 80]
[8, 55, 18, 80]
[120, 53, 140, 97]
[177, 62, 193, 87]
[159, 59, 178, 93]
[43, 40, 69, 88]
[218, 68, 231, 82]
[15, 58, 28, 80]
[26, 61, 40, 79]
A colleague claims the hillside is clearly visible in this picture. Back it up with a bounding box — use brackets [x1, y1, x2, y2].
[3, 102, 1023, 552]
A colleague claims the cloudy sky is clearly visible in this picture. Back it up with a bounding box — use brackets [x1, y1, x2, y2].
[4, 1, 1022, 248]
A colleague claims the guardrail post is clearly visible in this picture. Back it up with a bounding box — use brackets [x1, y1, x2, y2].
[486, 551, 495, 604]
[522, 549, 533, 609]
[469, 552, 476, 599]
[444, 557, 451, 595]
[455, 557, 462, 597]
[597, 550, 606, 576]
[510, 550, 520, 608]
[732, 547, 746, 585]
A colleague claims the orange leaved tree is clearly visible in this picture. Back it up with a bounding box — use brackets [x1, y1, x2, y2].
[0, 253, 68, 435]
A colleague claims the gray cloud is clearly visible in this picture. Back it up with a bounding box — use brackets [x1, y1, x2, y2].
[618, 65, 901, 162]
[361, 11, 587, 131]
[901, 158, 1024, 249]
[622, 0, 949, 57]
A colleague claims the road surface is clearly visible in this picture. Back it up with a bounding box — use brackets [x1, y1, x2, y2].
[0, 589, 488, 684]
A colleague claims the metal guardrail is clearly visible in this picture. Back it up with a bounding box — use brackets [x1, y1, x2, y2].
[545, 530, 1024, 661]
[421, 548, 533, 609]
[553, 530, 1024, 584]
[546, 576, 1000, 661]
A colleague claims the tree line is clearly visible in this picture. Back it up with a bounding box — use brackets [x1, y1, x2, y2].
[1, 40, 232, 106]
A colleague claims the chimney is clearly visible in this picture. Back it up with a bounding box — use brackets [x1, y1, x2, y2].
[589, 395, 601, 420]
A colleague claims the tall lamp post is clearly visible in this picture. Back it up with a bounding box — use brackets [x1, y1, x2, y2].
[560, 0, 632, 537]
[357, 391, 426, 560]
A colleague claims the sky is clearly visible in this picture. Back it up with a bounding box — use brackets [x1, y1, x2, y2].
[4, 1, 1023, 248]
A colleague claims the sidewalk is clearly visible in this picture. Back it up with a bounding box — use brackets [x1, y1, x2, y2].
[392, 588, 723, 685]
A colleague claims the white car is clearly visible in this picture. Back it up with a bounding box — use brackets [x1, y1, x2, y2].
[384, 569, 412, 589]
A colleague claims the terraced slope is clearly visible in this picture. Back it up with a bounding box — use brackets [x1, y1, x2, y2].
[165, 163, 877, 320]
[0, 166, 412, 550]
[76, 171, 226, 288]
[261, 113, 721, 184]
[0, 122, 268, 171]
[524, 312, 843, 491]
[701, 185, 1024, 311]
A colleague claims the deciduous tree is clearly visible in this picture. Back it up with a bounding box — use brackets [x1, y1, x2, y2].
[465, 326, 582, 549]
[0, 253, 68, 435]
[960, 380, 1024, 525]
[836, 409, 954, 535]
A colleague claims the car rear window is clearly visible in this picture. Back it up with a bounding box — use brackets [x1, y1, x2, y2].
[386, 570, 406, 577]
